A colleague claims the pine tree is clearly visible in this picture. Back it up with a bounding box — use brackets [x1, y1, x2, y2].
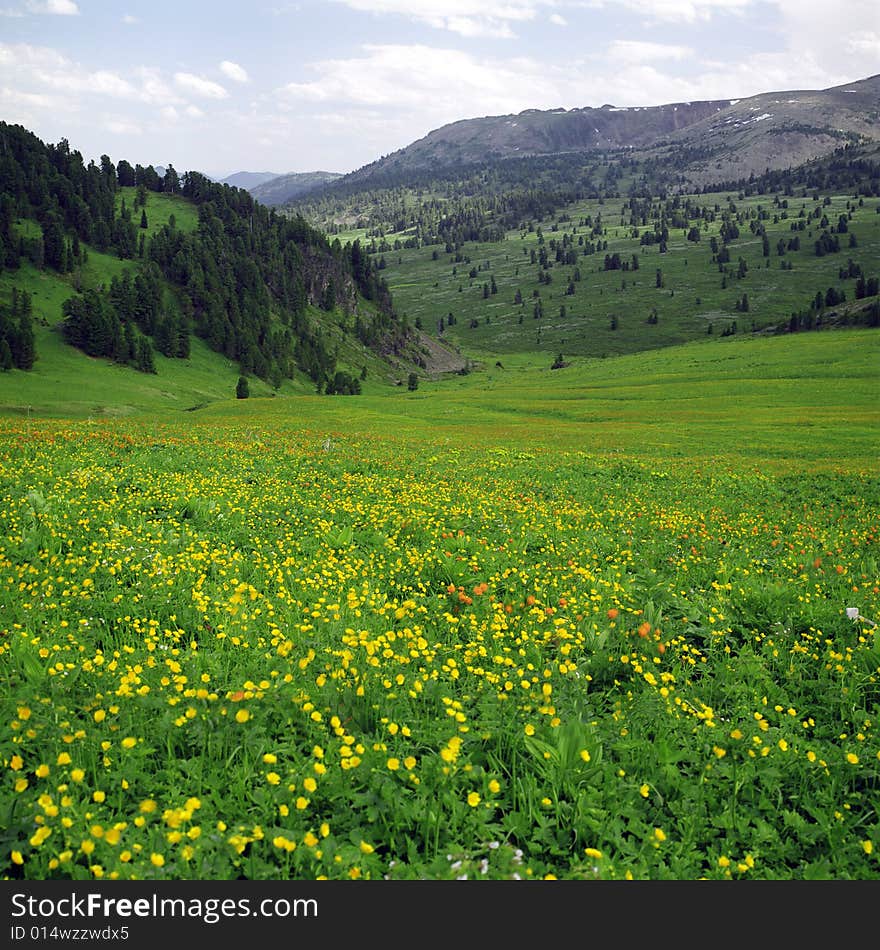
[42, 214, 67, 272]
[136, 336, 155, 374]
[16, 312, 36, 369]
[176, 317, 191, 359]
[124, 321, 137, 362]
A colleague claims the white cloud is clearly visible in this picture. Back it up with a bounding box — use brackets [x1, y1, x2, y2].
[104, 117, 141, 136]
[846, 31, 880, 57]
[0, 43, 197, 113]
[606, 40, 693, 63]
[0, 84, 55, 109]
[581, 2, 880, 93]
[278, 44, 563, 122]
[26, 0, 78, 14]
[770, 1, 880, 75]
[442, 16, 516, 38]
[328, 0, 557, 36]
[40, 66, 138, 98]
[0, 43, 143, 99]
[331, 0, 548, 16]
[87, 70, 140, 98]
[582, 50, 852, 107]
[173, 72, 229, 99]
[0, 42, 67, 70]
[220, 60, 249, 82]
[135, 67, 183, 105]
[590, 0, 754, 23]
[185, 104, 205, 117]
[549, 13, 566, 24]
[122, 14, 139, 24]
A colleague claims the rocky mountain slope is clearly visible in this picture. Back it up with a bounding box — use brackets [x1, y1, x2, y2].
[338, 74, 880, 190]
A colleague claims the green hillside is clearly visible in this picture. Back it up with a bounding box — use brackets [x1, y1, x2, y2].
[0, 212, 434, 419]
[0, 123, 428, 405]
[0, 123, 442, 413]
[330, 188, 880, 362]
[0, 200, 414, 417]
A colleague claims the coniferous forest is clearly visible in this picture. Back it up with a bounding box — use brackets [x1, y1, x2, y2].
[0, 121, 408, 391]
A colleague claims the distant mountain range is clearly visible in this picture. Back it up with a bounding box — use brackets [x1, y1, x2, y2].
[350, 98, 731, 176]
[247, 171, 343, 206]
[337, 73, 880, 191]
[154, 73, 879, 212]
[147, 170, 342, 206]
[220, 170, 282, 190]
[190, 170, 345, 206]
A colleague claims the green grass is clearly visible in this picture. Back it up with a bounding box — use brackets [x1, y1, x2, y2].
[1, 327, 878, 881]
[0, 255, 295, 416]
[193, 328, 880, 472]
[6, 183, 877, 419]
[116, 187, 199, 236]
[371, 191, 880, 361]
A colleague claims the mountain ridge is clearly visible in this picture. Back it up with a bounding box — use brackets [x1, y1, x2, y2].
[249, 170, 344, 207]
[221, 170, 282, 190]
[330, 73, 880, 192]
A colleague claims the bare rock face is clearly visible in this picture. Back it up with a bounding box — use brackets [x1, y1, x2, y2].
[413, 330, 468, 378]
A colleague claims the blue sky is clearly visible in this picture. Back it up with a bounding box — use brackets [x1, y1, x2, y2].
[1, 0, 878, 179]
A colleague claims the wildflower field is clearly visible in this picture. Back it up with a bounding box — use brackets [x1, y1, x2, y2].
[2, 331, 879, 881]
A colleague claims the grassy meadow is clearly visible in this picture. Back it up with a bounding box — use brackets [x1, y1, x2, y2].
[353, 190, 880, 360]
[2, 327, 879, 880]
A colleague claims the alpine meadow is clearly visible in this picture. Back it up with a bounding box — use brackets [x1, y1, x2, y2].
[1, 18, 879, 889]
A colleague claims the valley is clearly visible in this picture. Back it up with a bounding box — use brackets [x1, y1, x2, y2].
[1, 68, 879, 885]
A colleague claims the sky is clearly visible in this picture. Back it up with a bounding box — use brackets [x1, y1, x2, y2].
[1, 0, 879, 180]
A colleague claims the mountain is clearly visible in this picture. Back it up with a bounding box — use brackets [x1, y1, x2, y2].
[221, 171, 281, 190]
[283, 70, 880, 370]
[153, 165, 216, 182]
[249, 170, 343, 207]
[349, 99, 731, 180]
[335, 74, 880, 191]
[643, 73, 880, 188]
